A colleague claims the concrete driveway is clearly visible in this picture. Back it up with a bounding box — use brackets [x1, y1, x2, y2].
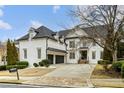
[44, 64, 93, 79]
[24, 64, 95, 87]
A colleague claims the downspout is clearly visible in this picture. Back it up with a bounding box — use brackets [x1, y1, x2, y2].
[64, 38, 68, 64]
[46, 37, 48, 59]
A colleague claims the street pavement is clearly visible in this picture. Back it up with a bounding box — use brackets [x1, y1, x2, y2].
[0, 83, 45, 88]
[0, 83, 74, 88]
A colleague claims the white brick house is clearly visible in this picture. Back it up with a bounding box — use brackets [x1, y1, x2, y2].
[17, 25, 104, 66]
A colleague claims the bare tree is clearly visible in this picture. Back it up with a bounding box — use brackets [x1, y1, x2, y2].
[69, 5, 124, 62]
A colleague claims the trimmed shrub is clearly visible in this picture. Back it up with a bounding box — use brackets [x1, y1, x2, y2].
[6, 65, 27, 70]
[16, 61, 29, 67]
[0, 65, 6, 71]
[41, 59, 50, 67]
[111, 61, 124, 72]
[121, 64, 124, 78]
[98, 60, 102, 64]
[33, 63, 39, 67]
[38, 59, 50, 67]
[39, 61, 44, 66]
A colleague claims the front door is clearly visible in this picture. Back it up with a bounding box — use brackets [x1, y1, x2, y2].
[81, 50, 87, 60]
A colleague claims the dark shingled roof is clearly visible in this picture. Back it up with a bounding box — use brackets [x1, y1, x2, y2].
[17, 25, 108, 41]
[17, 26, 55, 41]
[81, 25, 107, 38]
[33, 26, 55, 39]
[58, 29, 73, 37]
[58, 25, 107, 38]
[18, 34, 29, 41]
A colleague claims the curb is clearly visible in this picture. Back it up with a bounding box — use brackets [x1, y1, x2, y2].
[0, 82, 22, 84]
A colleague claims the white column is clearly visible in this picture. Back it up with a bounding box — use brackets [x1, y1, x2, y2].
[64, 55, 66, 64]
[53, 54, 56, 64]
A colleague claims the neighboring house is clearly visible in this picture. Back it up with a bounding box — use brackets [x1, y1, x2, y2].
[0, 42, 6, 65]
[17, 25, 105, 66]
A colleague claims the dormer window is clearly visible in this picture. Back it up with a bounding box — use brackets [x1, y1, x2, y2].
[54, 32, 59, 40]
[60, 36, 65, 43]
[29, 27, 36, 40]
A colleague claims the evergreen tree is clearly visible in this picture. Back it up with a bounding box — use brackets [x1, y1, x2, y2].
[7, 39, 13, 65]
[12, 42, 18, 61]
[6, 39, 17, 65]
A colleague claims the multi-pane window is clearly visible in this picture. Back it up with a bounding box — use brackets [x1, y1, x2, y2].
[37, 48, 41, 59]
[100, 51, 103, 59]
[69, 52, 75, 59]
[23, 49, 27, 59]
[69, 41, 75, 48]
[92, 51, 96, 59]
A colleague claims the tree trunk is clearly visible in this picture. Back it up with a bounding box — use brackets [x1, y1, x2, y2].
[112, 50, 117, 63]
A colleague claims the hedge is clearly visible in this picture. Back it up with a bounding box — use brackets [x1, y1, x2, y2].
[111, 60, 124, 72]
[0, 65, 6, 71]
[16, 61, 29, 67]
[6, 65, 27, 70]
[121, 64, 124, 78]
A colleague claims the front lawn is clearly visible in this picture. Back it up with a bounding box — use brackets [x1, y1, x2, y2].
[91, 64, 121, 79]
[0, 67, 55, 77]
[90, 64, 124, 88]
[91, 79, 124, 88]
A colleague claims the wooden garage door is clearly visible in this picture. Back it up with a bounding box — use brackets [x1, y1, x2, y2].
[48, 54, 53, 64]
[56, 55, 64, 64]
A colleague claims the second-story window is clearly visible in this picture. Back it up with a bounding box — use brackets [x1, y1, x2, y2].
[69, 41, 75, 48]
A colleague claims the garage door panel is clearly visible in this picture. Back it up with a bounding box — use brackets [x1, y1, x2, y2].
[56, 55, 64, 64]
